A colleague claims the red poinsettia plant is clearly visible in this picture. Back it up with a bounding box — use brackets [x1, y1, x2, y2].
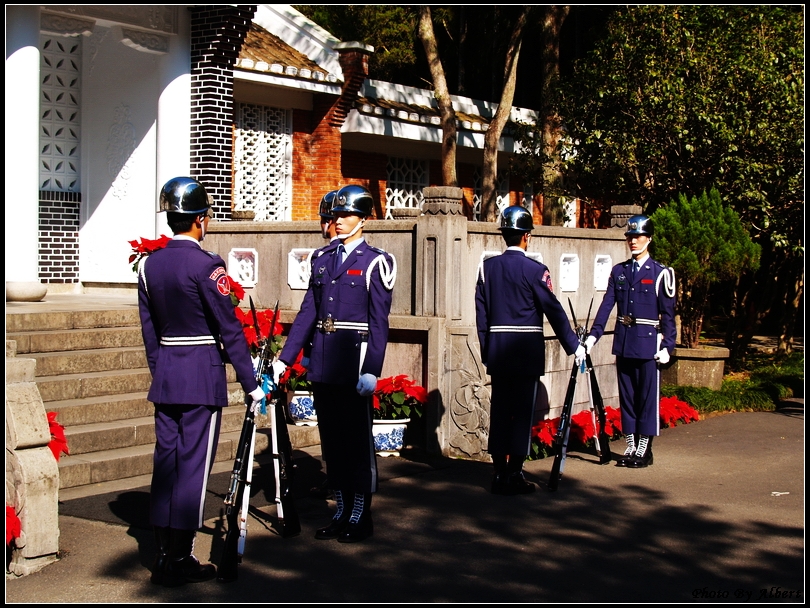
[128, 235, 171, 273]
[373, 375, 428, 420]
[278, 350, 312, 392]
[233, 305, 283, 358]
[47, 411, 69, 461]
[530, 397, 699, 459]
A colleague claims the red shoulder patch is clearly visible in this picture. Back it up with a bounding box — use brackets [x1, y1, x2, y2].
[216, 275, 231, 296]
[542, 269, 553, 292]
[209, 267, 226, 281]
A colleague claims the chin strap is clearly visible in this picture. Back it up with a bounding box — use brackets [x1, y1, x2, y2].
[338, 218, 365, 241]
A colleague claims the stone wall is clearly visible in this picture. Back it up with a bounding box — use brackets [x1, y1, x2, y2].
[5, 341, 60, 577]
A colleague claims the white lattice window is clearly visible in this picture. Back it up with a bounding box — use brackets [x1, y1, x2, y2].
[40, 35, 81, 192]
[234, 103, 292, 221]
[471, 167, 510, 221]
[385, 157, 428, 219]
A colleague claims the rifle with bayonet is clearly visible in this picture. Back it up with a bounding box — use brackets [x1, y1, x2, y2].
[217, 296, 268, 582]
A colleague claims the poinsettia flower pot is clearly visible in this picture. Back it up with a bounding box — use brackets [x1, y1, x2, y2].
[372, 419, 410, 456]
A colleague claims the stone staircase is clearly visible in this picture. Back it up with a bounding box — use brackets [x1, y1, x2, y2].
[5, 296, 319, 499]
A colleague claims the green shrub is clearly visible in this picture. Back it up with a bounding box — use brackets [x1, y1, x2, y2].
[662, 352, 803, 414]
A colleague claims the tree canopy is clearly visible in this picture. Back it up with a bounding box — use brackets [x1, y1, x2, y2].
[552, 5, 803, 357]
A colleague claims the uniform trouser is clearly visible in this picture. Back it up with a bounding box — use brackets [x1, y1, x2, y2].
[150, 404, 222, 530]
[312, 382, 378, 494]
[487, 374, 538, 457]
[616, 356, 660, 437]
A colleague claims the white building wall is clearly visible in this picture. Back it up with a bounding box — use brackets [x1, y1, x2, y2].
[78, 24, 183, 285]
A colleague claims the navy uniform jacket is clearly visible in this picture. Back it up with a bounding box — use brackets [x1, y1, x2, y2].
[281, 239, 395, 385]
[138, 238, 259, 406]
[475, 250, 580, 377]
[589, 257, 676, 359]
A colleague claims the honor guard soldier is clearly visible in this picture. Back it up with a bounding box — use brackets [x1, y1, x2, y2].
[475, 206, 585, 495]
[137, 177, 265, 585]
[583, 215, 676, 468]
[277, 184, 396, 542]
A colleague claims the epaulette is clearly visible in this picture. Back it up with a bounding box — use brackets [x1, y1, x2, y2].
[366, 244, 389, 256]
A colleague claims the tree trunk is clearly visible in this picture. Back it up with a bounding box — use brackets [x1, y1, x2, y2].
[778, 255, 803, 356]
[418, 6, 457, 187]
[541, 6, 570, 226]
[481, 6, 532, 222]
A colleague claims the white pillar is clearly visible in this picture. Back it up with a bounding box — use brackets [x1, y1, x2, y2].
[155, 7, 192, 236]
[5, 6, 46, 299]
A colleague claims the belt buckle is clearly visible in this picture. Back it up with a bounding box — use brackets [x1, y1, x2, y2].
[321, 317, 335, 333]
[620, 315, 634, 327]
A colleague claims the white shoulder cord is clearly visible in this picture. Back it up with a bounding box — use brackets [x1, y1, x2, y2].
[367, 253, 397, 291]
[656, 266, 676, 298]
[478, 260, 485, 284]
[138, 256, 149, 298]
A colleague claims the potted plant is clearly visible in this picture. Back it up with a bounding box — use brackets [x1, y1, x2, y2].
[371, 375, 428, 455]
[651, 188, 760, 389]
[279, 351, 316, 426]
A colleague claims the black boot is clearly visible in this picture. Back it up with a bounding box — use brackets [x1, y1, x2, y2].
[150, 526, 174, 585]
[627, 435, 654, 468]
[315, 489, 350, 540]
[164, 529, 217, 585]
[616, 433, 636, 467]
[338, 493, 374, 543]
[490, 455, 508, 495]
[502, 455, 535, 495]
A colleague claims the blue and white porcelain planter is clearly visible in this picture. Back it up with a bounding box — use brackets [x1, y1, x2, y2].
[286, 390, 317, 426]
[372, 418, 410, 456]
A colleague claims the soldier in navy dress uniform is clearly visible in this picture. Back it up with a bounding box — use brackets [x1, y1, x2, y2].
[137, 177, 265, 585]
[475, 206, 585, 495]
[583, 215, 676, 468]
[278, 184, 396, 542]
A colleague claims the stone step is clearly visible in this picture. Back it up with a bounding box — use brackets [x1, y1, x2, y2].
[62, 405, 249, 455]
[8, 325, 144, 355]
[26, 346, 147, 376]
[57, 423, 321, 489]
[5, 307, 141, 333]
[36, 368, 155, 402]
[44, 378, 246, 425]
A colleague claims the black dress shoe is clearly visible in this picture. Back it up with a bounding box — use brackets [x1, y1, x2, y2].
[314, 515, 350, 540]
[165, 555, 216, 584]
[615, 452, 635, 467]
[491, 473, 507, 495]
[626, 451, 653, 468]
[503, 472, 536, 495]
[337, 514, 374, 543]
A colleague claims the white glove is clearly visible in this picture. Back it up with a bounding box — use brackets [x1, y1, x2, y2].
[248, 386, 265, 412]
[271, 360, 287, 385]
[584, 335, 597, 354]
[356, 373, 378, 397]
[574, 345, 587, 367]
[654, 348, 671, 365]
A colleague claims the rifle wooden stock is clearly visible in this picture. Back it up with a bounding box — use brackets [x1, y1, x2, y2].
[548, 359, 579, 491]
[270, 392, 301, 538]
[217, 397, 257, 582]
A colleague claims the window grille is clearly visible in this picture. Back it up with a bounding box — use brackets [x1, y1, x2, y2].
[385, 157, 428, 218]
[234, 103, 292, 221]
[40, 35, 81, 193]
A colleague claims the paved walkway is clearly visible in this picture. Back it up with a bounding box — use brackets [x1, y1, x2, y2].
[5, 405, 804, 603]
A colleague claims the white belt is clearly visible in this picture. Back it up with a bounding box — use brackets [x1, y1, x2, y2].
[316, 320, 369, 333]
[489, 325, 544, 333]
[635, 319, 660, 326]
[160, 335, 217, 346]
